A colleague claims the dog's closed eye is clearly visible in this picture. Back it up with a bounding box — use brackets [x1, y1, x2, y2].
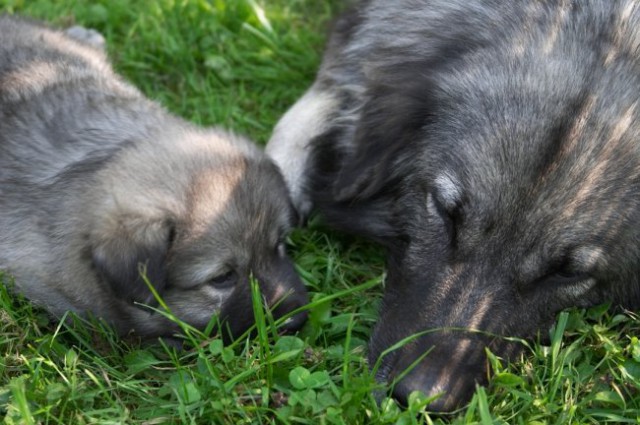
[208, 270, 237, 289]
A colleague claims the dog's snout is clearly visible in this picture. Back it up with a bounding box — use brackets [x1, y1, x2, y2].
[390, 362, 478, 412]
[385, 337, 488, 412]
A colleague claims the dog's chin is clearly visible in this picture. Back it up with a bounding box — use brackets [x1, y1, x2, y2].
[371, 355, 395, 404]
[155, 335, 189, 350]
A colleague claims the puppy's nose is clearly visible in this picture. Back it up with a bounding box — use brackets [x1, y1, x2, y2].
[280, 309, 308, 333]
[272, 291, 309, 333]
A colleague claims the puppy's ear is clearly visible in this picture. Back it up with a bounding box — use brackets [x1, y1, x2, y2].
[92, 217, 174, 306]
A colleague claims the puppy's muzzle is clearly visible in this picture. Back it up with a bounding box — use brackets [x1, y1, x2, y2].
[273, 291, 309, 334]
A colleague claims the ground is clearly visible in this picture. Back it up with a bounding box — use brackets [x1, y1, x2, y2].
[0, 1, 639, 423]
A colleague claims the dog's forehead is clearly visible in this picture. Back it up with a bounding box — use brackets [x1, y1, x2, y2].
[437, 63, 640, 213]
[185, 158, 293, 241]
[428, 95, 640, 262]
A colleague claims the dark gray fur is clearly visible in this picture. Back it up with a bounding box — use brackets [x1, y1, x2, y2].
[267, 0, 640, 411]
[0, 16, 308, 340]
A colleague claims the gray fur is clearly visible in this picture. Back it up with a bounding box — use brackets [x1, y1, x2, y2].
[267, 0, 640, 411]
[0, 16, 308, 340]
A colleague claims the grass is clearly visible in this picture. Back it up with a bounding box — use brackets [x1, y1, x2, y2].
[0, 0, 639, 423]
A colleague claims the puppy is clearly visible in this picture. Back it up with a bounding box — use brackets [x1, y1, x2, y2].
[0, 16, 308, 340]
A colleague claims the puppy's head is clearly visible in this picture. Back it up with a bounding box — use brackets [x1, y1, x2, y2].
[90, 131, 308, 339]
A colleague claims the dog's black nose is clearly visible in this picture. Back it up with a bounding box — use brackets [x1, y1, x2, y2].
[391, 367, 469, 412]
[388, 341, 486, 412]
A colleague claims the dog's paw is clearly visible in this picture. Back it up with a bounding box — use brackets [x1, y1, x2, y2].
[65, 26, 106, 50]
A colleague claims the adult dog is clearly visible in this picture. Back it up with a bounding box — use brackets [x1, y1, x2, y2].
[0, 16, 308, 340]
[267, 0, 640, 411]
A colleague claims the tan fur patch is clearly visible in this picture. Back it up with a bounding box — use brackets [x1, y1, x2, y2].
[1, 61, 63, 100]
[561, 103, 637, 220]
[542, 0, 571, 54]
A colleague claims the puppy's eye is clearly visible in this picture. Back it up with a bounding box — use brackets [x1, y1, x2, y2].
[208, 270, 237, 289]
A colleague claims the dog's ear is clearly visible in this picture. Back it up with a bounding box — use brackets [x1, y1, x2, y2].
[333, 64, 438, 202]
[92, 216, 174, 306]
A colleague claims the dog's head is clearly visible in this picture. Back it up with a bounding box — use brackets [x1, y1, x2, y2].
[315, 45, 640, 410]
[89, 130, 308, 340]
